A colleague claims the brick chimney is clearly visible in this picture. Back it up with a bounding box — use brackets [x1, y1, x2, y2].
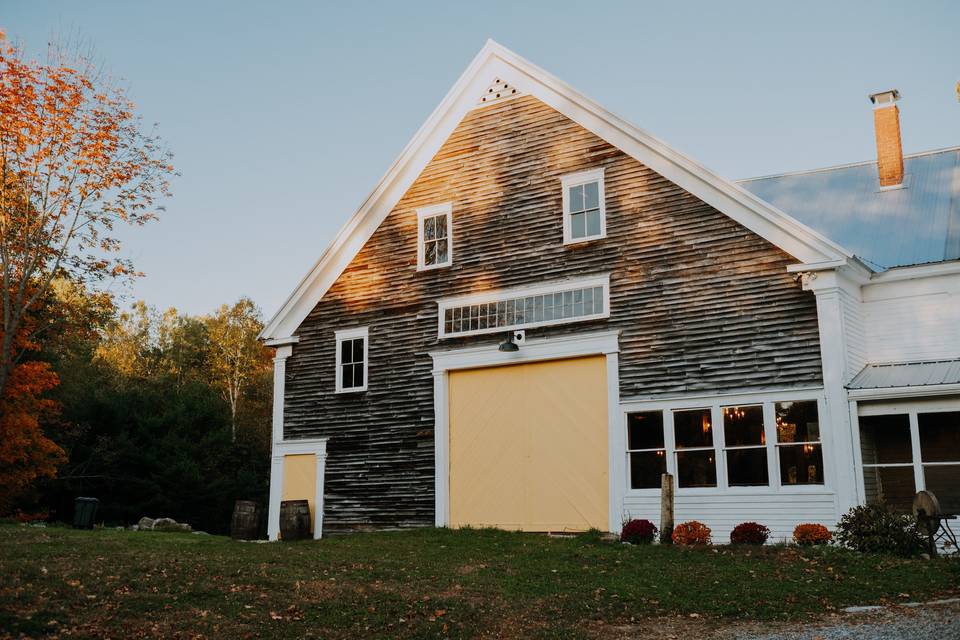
[868, 89, 904, 188]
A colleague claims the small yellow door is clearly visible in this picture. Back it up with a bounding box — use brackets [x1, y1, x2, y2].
[282, 454, 317, 534]
[448, 356, 608, 531]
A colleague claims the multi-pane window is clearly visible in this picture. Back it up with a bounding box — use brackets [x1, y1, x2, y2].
[335, 328, 368, 393]
[674, 408, 716, 488]
[625, 397, 824, 492]
[437, 275, 609, 338]
[627, 411, 666, 489]
[860, 410, 960, 513]
[561, 168, 606, 243]
[723, 405, 768, 486]
[417, 204, 452, 270]
[775, 401, 823, 486]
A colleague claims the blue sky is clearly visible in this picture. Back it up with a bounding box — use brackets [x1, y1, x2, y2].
[6, 1, 959, 318]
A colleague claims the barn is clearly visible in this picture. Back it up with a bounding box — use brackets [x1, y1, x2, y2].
[260, 42, 960, 540]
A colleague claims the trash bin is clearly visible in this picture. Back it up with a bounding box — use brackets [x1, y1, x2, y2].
[73, 497, 99, 529]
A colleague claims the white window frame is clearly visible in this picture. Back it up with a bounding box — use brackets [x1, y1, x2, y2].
[416, 203, 453, 271]
[334, 327, 368, 393]
[435, 273, 610, 339]
[621, 389, 830, 496]
[855, 402, 960, 504]
[561, 168, 606, 245]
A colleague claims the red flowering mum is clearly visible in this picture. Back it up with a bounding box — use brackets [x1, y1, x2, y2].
[620, 519, 658, 544]
[730, 522, 770, 545]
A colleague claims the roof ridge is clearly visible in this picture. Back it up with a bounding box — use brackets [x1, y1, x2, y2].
[737, 145, 960, 183]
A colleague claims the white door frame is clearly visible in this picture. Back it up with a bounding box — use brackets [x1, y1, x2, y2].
[267, 437, 329, 541]
[429, 329, 623, 533]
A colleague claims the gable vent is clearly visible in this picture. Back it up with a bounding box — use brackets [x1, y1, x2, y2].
[477, 78, 520, 107]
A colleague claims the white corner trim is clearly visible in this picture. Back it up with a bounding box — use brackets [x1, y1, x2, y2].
[334, 326, 369, 393]
[435, 273, 611, 339]
[429, 329, 622, 531]
[267, 437, 329, 541]
[561, 167, 607, 245]
[259, 40, 852, 342]
[416, 203, 454, 271]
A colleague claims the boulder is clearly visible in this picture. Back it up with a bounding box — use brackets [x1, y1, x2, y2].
[137, 517, 155, 530]
[153, 517, 192, 532]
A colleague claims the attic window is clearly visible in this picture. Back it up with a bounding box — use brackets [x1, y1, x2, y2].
[437, 274, 610, 338]
[561, 168, 606, 244]
[335, 327, 368, 393]
[417, 204, 452, 270]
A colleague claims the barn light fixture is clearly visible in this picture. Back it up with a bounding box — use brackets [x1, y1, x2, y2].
[498, 332, 520, 352]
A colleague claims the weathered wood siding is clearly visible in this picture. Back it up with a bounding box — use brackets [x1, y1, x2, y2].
[283, 95, 823, 531]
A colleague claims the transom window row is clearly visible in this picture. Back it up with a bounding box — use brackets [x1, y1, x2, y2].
[442, 285, 605, 337]
[626, 399, 824, 491]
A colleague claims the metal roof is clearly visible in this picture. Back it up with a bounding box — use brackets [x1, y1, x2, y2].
[847, 359, 960, 390]
[739, 147, 960, 270]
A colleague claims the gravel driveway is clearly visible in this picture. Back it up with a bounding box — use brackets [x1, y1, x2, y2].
[732, 600, 960, 640]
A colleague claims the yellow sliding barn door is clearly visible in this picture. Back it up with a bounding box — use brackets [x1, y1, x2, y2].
[282, 454, 317, 534]
[448, 356, 608, 532]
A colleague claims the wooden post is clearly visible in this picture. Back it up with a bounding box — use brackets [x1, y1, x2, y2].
[659, 473, 674, 544]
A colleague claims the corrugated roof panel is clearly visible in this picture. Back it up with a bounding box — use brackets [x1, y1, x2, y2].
[847, 359, 960, 389]
[740, 148, 960, 269]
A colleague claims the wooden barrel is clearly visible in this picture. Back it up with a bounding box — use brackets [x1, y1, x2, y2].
[279, 500, 311, 541]
[230, 500, 261, 540]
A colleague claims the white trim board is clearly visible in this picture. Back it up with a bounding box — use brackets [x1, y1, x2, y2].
[429, 329, 625, 533]
[260, 40, 854, 341]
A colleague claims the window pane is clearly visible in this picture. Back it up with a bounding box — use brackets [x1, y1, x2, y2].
[727, 448, 769, 486]
[586, 210, 601, 236]
[775, 401, 820, 442]
[569, 184, 584, 212]
[723, 405, 765, 446]
[435, 214, 447, 239]
[341, 363, 354, 388]
[593, 287, 604, 313]
[863, 465, 915, 513]
[436, 239, 448, 264]
[583, 181, 599, 209]
[859, 414, 912, 464]
[627, 411, 664, 450]
[674, 408, 713, 448]
[918, 411, 960, 463]
[425, 241, 437, 265]
[677, 450, 717, 488]
[424, 216, 435, 240]
[630, 451, 667, 489]
[571, 212, 585, 238]
[923, 465, 960, 513]
[340, 339, 352, 364]
[779, 444, 824, 485]
[352, 338, 364, 363]
[353, 362, 364, 388]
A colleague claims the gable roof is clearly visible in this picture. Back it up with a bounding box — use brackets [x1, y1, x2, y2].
[740, 147, 960, 270]
[260, 40, 852, 341]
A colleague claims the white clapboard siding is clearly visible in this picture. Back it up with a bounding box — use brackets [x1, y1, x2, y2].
[621, 491, 839, 544]
[840, 288, 867, 381]
[862, 274, 960, 362]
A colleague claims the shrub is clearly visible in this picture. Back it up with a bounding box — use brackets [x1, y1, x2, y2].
[620, 519, 658, 545]
[730, 521, 770, 545]
[834, 504, 925, 557]
[793, 523, 831, 546]
[672, 520, 712, 545]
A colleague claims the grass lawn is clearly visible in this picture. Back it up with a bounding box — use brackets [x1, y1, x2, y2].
[0, 524, 957, 639]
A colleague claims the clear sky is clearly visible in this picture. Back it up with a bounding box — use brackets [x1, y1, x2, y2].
[6, 1, 959, 318]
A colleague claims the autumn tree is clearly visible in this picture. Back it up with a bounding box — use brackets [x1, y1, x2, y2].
[0, 32, 174, 398]
[205, 298, 271, 441]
